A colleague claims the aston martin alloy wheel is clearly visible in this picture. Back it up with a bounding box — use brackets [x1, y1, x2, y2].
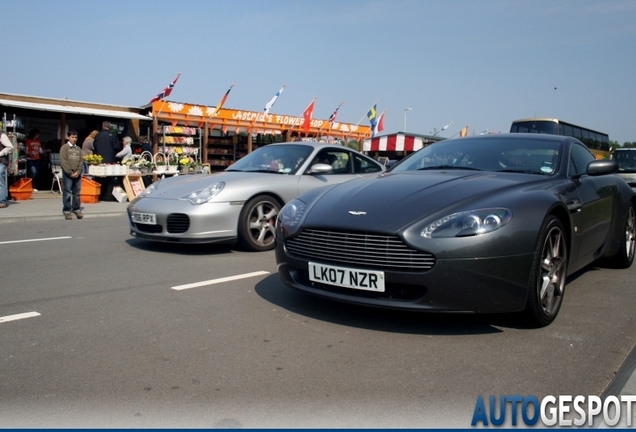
[525, 216, 568, 327]
[238, 195, 281, 251]
[610, 202, 636, 269]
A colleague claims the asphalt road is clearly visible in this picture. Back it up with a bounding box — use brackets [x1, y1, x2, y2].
[1, 216, 635, 428]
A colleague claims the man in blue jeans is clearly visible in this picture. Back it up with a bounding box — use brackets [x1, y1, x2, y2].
[60, 130, 83, 220]
[0, 131, 15, 209]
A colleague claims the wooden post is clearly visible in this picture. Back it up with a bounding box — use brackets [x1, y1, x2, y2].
[203, 122, 209, 164]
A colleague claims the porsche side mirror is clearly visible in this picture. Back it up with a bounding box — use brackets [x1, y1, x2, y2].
[308, 163, 333, 174]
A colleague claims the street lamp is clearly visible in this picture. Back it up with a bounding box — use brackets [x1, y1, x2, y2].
[403, 108, 412, 132]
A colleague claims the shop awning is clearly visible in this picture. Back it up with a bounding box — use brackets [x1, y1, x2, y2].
[363, 133, 424, 152]
[0, 98, 150, 121]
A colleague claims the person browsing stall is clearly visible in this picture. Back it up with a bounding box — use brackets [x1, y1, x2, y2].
[93, 121, 120, 164]
[26, 128, 44, 188]
[116, 136, 133, 163]
[60, 130, 83, 220]
[0, 131, 15, 208]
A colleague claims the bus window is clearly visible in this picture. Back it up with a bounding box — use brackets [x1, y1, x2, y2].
[511, 118, 610, 159]
[581, 130, 590, 147]
[561, 124, 572, 137]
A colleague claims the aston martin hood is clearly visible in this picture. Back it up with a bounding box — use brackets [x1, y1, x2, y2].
[302, 171, 533, 232]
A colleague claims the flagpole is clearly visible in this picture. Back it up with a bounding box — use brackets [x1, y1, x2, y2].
[448, 125, 469, 139]
[328, 100, 344, 131]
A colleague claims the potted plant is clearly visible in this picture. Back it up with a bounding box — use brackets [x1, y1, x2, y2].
[84, 154, 105, 175]
[167, 153, 179, 173]
[179, 157, 192, 174]
[84, 154, 103, 165]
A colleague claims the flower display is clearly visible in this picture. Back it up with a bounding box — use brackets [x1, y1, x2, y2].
[84, 154, 103, 165]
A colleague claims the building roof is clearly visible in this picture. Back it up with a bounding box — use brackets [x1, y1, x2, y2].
[0, 92, 150, 121]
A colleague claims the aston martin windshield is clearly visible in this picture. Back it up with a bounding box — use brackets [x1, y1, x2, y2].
[392, 137, 562, 175]
[227, 144, 314, 174]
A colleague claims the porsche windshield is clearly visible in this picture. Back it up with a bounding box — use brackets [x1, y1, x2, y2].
[392, 137, 561, 175]
[226, 144, 314, 174]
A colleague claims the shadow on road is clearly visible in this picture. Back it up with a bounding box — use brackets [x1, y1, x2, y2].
[253, 274, 537, 336]
[125, 238, 237, 256]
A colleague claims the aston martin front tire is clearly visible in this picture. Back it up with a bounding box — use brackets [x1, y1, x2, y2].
[607, 202, 636, 269]
[524, 215, 568, 327]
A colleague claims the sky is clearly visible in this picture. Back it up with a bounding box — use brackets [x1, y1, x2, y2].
[1, 0, 635, 144]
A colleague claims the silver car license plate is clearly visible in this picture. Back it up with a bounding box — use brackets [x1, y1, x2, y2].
[132, 212, 157, 225]
[309, 262, 385, 292]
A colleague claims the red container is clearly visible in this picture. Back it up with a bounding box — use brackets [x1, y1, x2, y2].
[9, 178, 33, 201]
[80, 177, 101, 204]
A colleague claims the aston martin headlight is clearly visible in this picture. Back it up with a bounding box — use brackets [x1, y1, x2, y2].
[421, 208, 512, 238]
[181, 182, 225, 205]
[276, 198, 307, 237]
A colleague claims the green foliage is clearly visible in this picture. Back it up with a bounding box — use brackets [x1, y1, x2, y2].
[346, 140, 360, 151]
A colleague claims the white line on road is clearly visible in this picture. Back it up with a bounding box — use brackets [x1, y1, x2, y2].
[0, 312, 41, 323]
[0, 236, 72, 245]
[171, 271, 271, 291]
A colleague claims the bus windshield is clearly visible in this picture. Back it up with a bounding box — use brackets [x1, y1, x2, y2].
[510, 120, 558, 135]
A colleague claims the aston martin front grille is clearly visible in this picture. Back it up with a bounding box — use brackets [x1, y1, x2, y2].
[167, 213, 190, 234]
[285, 229, 435, 271]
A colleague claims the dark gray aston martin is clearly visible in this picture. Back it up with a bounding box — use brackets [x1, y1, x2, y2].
[275, 134, 636, 327]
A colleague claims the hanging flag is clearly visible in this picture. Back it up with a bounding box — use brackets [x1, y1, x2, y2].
[374, 109, 386, 136]
[328, 101, 344, 127]
[264, 84, 285, 115]
[302, 98, 316, 133]
[149, 72, 181, 104]
[459, 125, 469, 137]
[367, 103, 378, 131]
[210, 84, 235, 117]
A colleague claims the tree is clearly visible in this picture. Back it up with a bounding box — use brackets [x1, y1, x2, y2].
[610, 140, 621, 152]
[346, 140, 360, 151]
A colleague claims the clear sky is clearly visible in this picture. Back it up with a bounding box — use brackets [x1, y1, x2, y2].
[1, 0, 635, 144]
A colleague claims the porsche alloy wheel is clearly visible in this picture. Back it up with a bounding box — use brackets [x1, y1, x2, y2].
[238, 195, 281, 252]
[525, 216, 568, 327]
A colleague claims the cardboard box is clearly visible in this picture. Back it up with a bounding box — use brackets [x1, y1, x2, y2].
[112, 186, 128, 203]
[123, 175, 146, 200]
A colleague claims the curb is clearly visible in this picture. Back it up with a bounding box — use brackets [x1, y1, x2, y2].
[0, 211, 127, 224]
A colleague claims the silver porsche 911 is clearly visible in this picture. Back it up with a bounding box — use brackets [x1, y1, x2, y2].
[127, 141, 384, 251]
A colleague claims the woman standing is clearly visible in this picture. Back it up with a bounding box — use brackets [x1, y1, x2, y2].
[26, 128, 43, 189]
[116, 136, 133, 163]
[81, 130, 98, 174]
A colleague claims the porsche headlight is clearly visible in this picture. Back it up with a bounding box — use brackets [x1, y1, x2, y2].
[421, 208, 512, 238]
[276, 198, 307, 237]
[139, 181, 160, 197]
[181, 182, 225, 205]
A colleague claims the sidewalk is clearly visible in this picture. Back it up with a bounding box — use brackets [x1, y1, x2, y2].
[0, 190, 129, 224]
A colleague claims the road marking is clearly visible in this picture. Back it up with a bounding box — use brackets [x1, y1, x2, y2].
[171, 271, 270, 291]
[0, 312, 41, 323]
[0, 236, 72, 245]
